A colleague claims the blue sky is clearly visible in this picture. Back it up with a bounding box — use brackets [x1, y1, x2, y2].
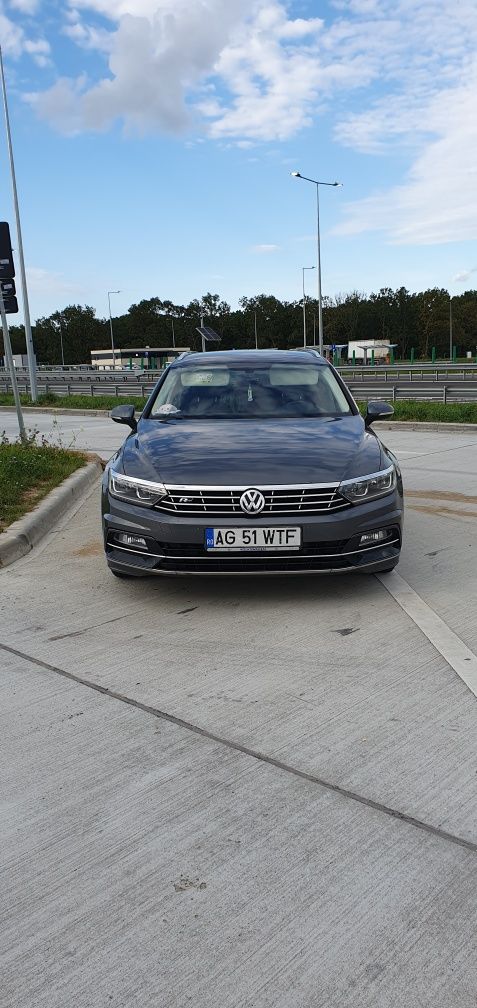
[1, 0, 477, 323]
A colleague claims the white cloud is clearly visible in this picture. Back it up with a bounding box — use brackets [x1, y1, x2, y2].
[335, 64, 477, 245]
[24, 36, 51, 66]
[251, 243, 281, 253]
[27, 266, 83, 297]
[33, 1, 259, 134]
[454, 268, 477, 283]
[0, 11, 27, 55]
[14, 0, 477, 247]
[8, 0, 39, 13]
[62, 19, 113, 52]
[0, 4, 50, 61]
[29, 1, 374, 138]
[330, 1, 477, 244]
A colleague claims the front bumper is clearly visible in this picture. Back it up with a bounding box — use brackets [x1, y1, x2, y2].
[102, 488, 403, 576]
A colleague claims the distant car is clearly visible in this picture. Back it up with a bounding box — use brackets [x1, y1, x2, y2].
[102, 349, 403, 577]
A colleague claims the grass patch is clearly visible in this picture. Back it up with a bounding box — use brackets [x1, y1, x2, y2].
[0, 392, 149, 411]
[0, 439, 88, 532]
[357, 400, 477, 423]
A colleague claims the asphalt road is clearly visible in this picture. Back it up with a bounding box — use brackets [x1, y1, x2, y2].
[2, 419, 477, 1006]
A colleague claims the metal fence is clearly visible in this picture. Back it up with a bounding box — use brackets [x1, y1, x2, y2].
[347, 383, 477, 403]
[0, 369, 160, 399]
[340, 365, 477, 381]
[1, 365, 477, 403]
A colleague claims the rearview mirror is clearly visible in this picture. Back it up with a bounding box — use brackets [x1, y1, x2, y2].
[364, 400, 394, 428]
[110, 404, 137, 431]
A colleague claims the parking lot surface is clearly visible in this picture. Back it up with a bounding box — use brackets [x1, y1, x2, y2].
[2, 422, 477, 1006]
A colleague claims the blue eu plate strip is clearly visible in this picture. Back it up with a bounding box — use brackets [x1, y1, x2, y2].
[205, 528, 215, 549]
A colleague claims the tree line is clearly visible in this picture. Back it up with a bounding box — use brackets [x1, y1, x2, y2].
[3, 287, 477, 365]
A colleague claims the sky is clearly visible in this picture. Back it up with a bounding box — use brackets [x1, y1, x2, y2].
[0, 0, 476, 323]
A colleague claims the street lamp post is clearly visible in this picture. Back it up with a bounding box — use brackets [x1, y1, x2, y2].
[291, 172, 342, 355]
[108, 290, 121, 369]
[254, 311, 258, 349]
[301, 266, 315, 347]
[52, 319, 65, 366]
[449, 295, 453, 362]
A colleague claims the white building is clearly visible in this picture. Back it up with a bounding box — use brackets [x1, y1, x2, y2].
[348, 340, 391, 363]
[91, 347, 191, 371]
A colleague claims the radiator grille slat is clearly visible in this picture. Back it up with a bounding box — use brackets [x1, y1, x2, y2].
[155, 484, 351, 517]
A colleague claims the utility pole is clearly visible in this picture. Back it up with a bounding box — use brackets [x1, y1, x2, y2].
[108, 290, 120, 369]
[0, 45, 37, 401]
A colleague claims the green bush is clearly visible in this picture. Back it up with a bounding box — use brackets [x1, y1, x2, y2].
[0, 392, 149, 411]
[357, 400, 477, 423]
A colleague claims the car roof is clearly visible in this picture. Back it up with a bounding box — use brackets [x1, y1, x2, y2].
[172, 349, 327, 367]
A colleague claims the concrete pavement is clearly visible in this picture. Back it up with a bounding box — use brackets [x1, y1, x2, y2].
[1, 425, 477, 1005]
[0, 409, 125, 460]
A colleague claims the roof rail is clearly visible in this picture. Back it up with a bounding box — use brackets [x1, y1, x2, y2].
[174, 351, 195, 362]
[298, 346, 324, 359]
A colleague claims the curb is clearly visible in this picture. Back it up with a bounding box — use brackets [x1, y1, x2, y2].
[0, 459, 103, 569]
[377, 421, 477, 433]
[0, 406, 111, 417]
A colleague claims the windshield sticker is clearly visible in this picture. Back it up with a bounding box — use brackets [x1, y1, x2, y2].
[181, 369, 229, 387]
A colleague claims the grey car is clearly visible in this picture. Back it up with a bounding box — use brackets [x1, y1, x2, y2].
[102, 349, 403, 577]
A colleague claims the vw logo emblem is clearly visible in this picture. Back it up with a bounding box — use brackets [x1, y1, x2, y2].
[240, 488, 265, 515]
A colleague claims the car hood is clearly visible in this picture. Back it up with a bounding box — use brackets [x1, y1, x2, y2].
[119, 415, 384, 486]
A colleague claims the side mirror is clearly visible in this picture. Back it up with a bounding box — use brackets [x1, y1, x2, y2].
[110, 404, 137, 431]
[364, 400, 394, 428]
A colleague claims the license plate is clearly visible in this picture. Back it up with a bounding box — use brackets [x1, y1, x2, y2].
[205, 527, 301, 551]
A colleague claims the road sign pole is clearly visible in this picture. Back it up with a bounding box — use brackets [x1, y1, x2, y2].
[0, 46, 37, 401]
[200, 312, 205, 352]
[0, 286, 26, 442]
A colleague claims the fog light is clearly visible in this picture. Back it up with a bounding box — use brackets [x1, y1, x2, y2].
[359, 530, 388, 545]
[116, 533, 148, 550]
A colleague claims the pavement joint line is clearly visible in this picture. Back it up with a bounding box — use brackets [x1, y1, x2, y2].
[392, 440, 477, 462]
[377, 571, 477, 698]
[2, 640, 477, 856]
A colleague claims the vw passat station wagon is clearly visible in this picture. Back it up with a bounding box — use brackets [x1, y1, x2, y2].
[102, 349, 403, 577]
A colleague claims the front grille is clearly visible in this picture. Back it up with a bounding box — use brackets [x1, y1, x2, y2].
[155, 485, 351, 517]
[157, 539, 347, 557]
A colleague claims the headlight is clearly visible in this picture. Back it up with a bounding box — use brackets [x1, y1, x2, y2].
[109, 469, 167, 506]
[339, 465, 396, 503]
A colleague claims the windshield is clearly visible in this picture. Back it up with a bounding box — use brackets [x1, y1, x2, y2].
[148, 362, 352, 419]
